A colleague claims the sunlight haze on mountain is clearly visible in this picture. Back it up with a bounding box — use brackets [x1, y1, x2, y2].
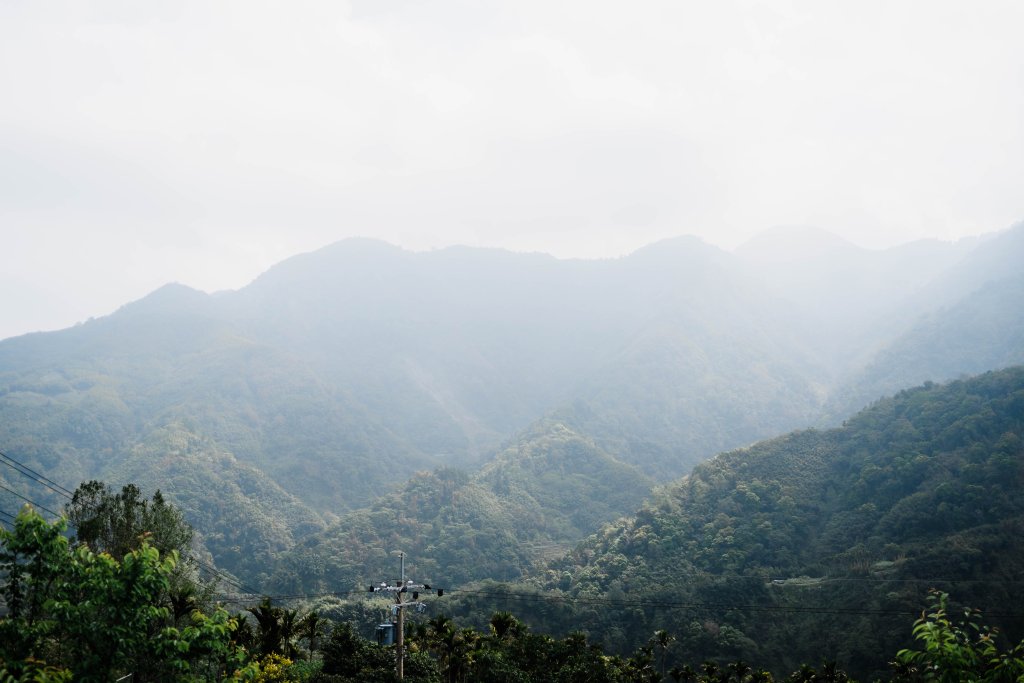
[2, 5, 1024, 677]
[2, 1, 1023, 340]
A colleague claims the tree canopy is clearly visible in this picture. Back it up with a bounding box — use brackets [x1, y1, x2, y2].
[0, 507, 256, 681]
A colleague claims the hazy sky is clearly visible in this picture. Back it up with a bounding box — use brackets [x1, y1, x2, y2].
[2, 1, 1023, 340]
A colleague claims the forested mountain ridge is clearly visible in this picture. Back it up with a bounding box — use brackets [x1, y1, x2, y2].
[268, 421, 653, 592]
[0, 233, 824, 535]
[1, 224, 1023, 590]
[107, 423, 333, 584]
[513, 366, 1024, 680]
[0, 281, 431, 513]
[224, 234, 831, 478]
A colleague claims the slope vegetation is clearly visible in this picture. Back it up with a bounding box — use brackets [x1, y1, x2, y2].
[519, 367, 1024, 679]
[268, 422, 653, 591]
[1, 227, 1023, 588]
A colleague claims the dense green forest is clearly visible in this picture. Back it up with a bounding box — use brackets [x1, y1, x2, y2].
[432, 366, 1022, 680]
[4, 226, 1021, 558]
[5, 505, 1024, 681]
[7, 365, 999, 681]
[268, 422, 652, 592]
[2, 229, 1024, 680]
[2, 368, 1024, 678]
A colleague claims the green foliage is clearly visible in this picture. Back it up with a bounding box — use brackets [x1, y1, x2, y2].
[0, 508, 71, 668]
[0, 658, 73, 683]
[0, 507, 256, 682]
[1, 236, 1022, 679]
[2, 232, 1022, 603]
[320, 622, 398, 682]
[501, 368, 1024, 680]
[63, 479, 222, 625]
[893, 591, 1024, 682]
[319, 610, 668, 683]
[113, 424, 330, 583]
[269, 422, 652, 592]
[246, 598, 303, 659]
[303, 593, 1024, 682]
[67, 480, 193, 559]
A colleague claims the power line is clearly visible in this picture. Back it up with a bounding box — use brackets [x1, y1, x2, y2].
[189, 555, 265, 597]
[0, 494, 265, 597]
[0, 457, 270, 598]
[441, 587, 1024, 621]
[214, 567, 1024, 607]
[211, 589, 368, 605]
[0, 451, 74, 500]
[193, 582, 1024, 621]
[0, 482, 64, 518]
[654, 573, 1024, 588]
[781, 576, 1024, 587]
[4, 451, 1019, 622]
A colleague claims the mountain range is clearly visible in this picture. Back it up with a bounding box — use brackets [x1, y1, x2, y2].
[1, 223, 1022, 587]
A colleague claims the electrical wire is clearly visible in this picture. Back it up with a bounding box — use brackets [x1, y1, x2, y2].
[189, 555, 265, 597]
[0, 482, 64, 518]
[195, 582, 1024, 622]
[782, 576, 1024, 586]
[627, 573, 1024, 588]
[447, 587, 912, 616]
[4, 451, 1022, 621]
[0, 451, 74, 499]
[440, 587, 1024, 620]
[211, 589, 369, 604]
[0, 452, 269, 597]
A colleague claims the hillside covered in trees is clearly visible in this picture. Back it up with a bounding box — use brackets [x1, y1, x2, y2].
[429, 366, 1024, 680]
[5, 502, 1024, 681]
[1, 225, 1023, 602]
[268, 422, 653, 592]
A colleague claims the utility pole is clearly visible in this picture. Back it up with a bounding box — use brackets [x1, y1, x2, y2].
[397, 590, 405, 680]
[369, 553, 443, 681]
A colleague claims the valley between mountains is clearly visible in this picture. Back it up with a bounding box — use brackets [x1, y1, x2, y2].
[2, 224, 1023, 677]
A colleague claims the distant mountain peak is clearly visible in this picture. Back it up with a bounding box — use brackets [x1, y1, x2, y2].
[113, 282, 210, 316]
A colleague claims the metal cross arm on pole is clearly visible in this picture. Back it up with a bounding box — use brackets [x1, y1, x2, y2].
[368, 554, 445, 680]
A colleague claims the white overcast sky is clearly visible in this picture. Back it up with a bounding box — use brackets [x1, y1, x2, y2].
[2, 0, 1023, 340]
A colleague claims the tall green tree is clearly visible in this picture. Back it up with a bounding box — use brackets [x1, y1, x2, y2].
[298, 610, 329, 654]
[651, 629, 676, 680]
[319, 621, 397, 682]
[65, 480, 209, 625]
[66, 480, 193, 559]
[246, 598, 303, 660]
[0, 506, 256, 682]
